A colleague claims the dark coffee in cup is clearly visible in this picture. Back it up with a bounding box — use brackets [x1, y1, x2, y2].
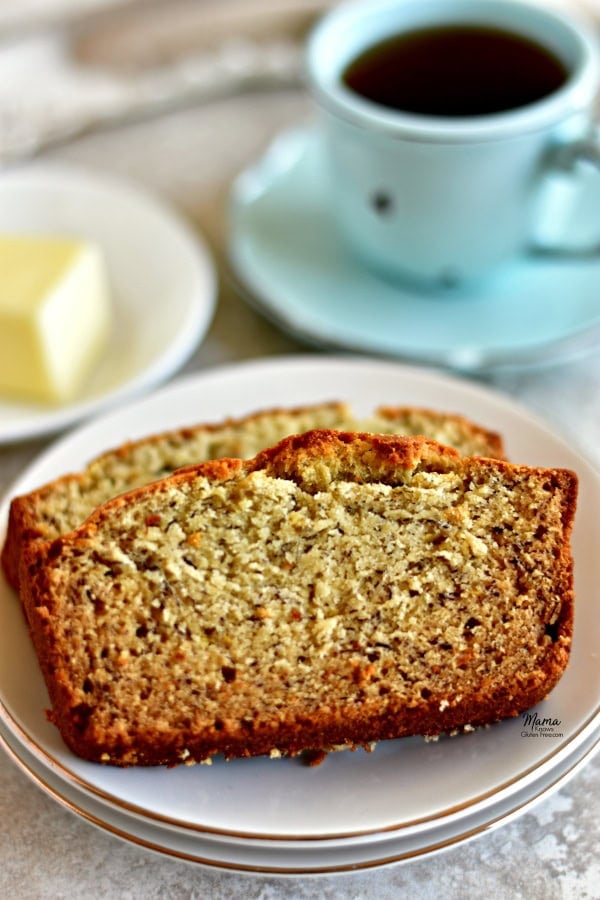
[342, 25, 569, 117]
[308, 0, 599, 285]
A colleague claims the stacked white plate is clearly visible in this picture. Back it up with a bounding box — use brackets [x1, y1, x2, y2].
[1, 357, 598, 874]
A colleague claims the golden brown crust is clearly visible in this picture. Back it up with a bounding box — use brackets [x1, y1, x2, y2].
[20, 430, 577, 768]
[2, 494, 35, 588]
[249, 429, 462, 481]
[376, 405, 505, 460]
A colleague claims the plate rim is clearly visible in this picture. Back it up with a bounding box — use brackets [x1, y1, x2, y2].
[1, 689, 599, 845]
[1, 716, 598, 875]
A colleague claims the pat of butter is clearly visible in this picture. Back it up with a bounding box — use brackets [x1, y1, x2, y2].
[0, 235, 112, 404]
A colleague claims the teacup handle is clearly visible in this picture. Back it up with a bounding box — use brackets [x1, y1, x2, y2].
[529, 131, 600, 258]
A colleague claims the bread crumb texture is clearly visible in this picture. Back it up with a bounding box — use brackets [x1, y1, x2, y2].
[1, 402, 503, 590]
[22, 430, 576, 768]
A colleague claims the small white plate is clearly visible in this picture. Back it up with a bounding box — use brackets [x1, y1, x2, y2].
[229, 127, 600, 372]
[0, 162, 217, 443]
[1, 356, 598, 844]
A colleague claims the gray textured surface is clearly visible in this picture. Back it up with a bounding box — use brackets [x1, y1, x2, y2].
[1, 87, 599, 899]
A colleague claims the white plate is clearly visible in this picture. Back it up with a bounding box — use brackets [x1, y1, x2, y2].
[229, 128, 600, 372]
[1, 716, 598, 874]
[0, 162, 216, 443]
[1, 356, 599, 843]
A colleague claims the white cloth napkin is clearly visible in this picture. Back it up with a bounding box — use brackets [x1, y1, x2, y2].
[0, 0, 330, 163]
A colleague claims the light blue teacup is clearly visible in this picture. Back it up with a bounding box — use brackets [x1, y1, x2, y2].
[306, 0, 600, 289]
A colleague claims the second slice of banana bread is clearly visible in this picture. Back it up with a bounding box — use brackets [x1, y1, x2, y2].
[2, 402, 504, 590]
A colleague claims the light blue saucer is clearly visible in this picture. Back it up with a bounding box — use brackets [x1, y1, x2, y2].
[228, 127, 600, 372]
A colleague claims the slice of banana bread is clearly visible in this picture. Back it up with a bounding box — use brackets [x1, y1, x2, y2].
[1, 402, 504, 590]
[21, 430, 576, 768]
